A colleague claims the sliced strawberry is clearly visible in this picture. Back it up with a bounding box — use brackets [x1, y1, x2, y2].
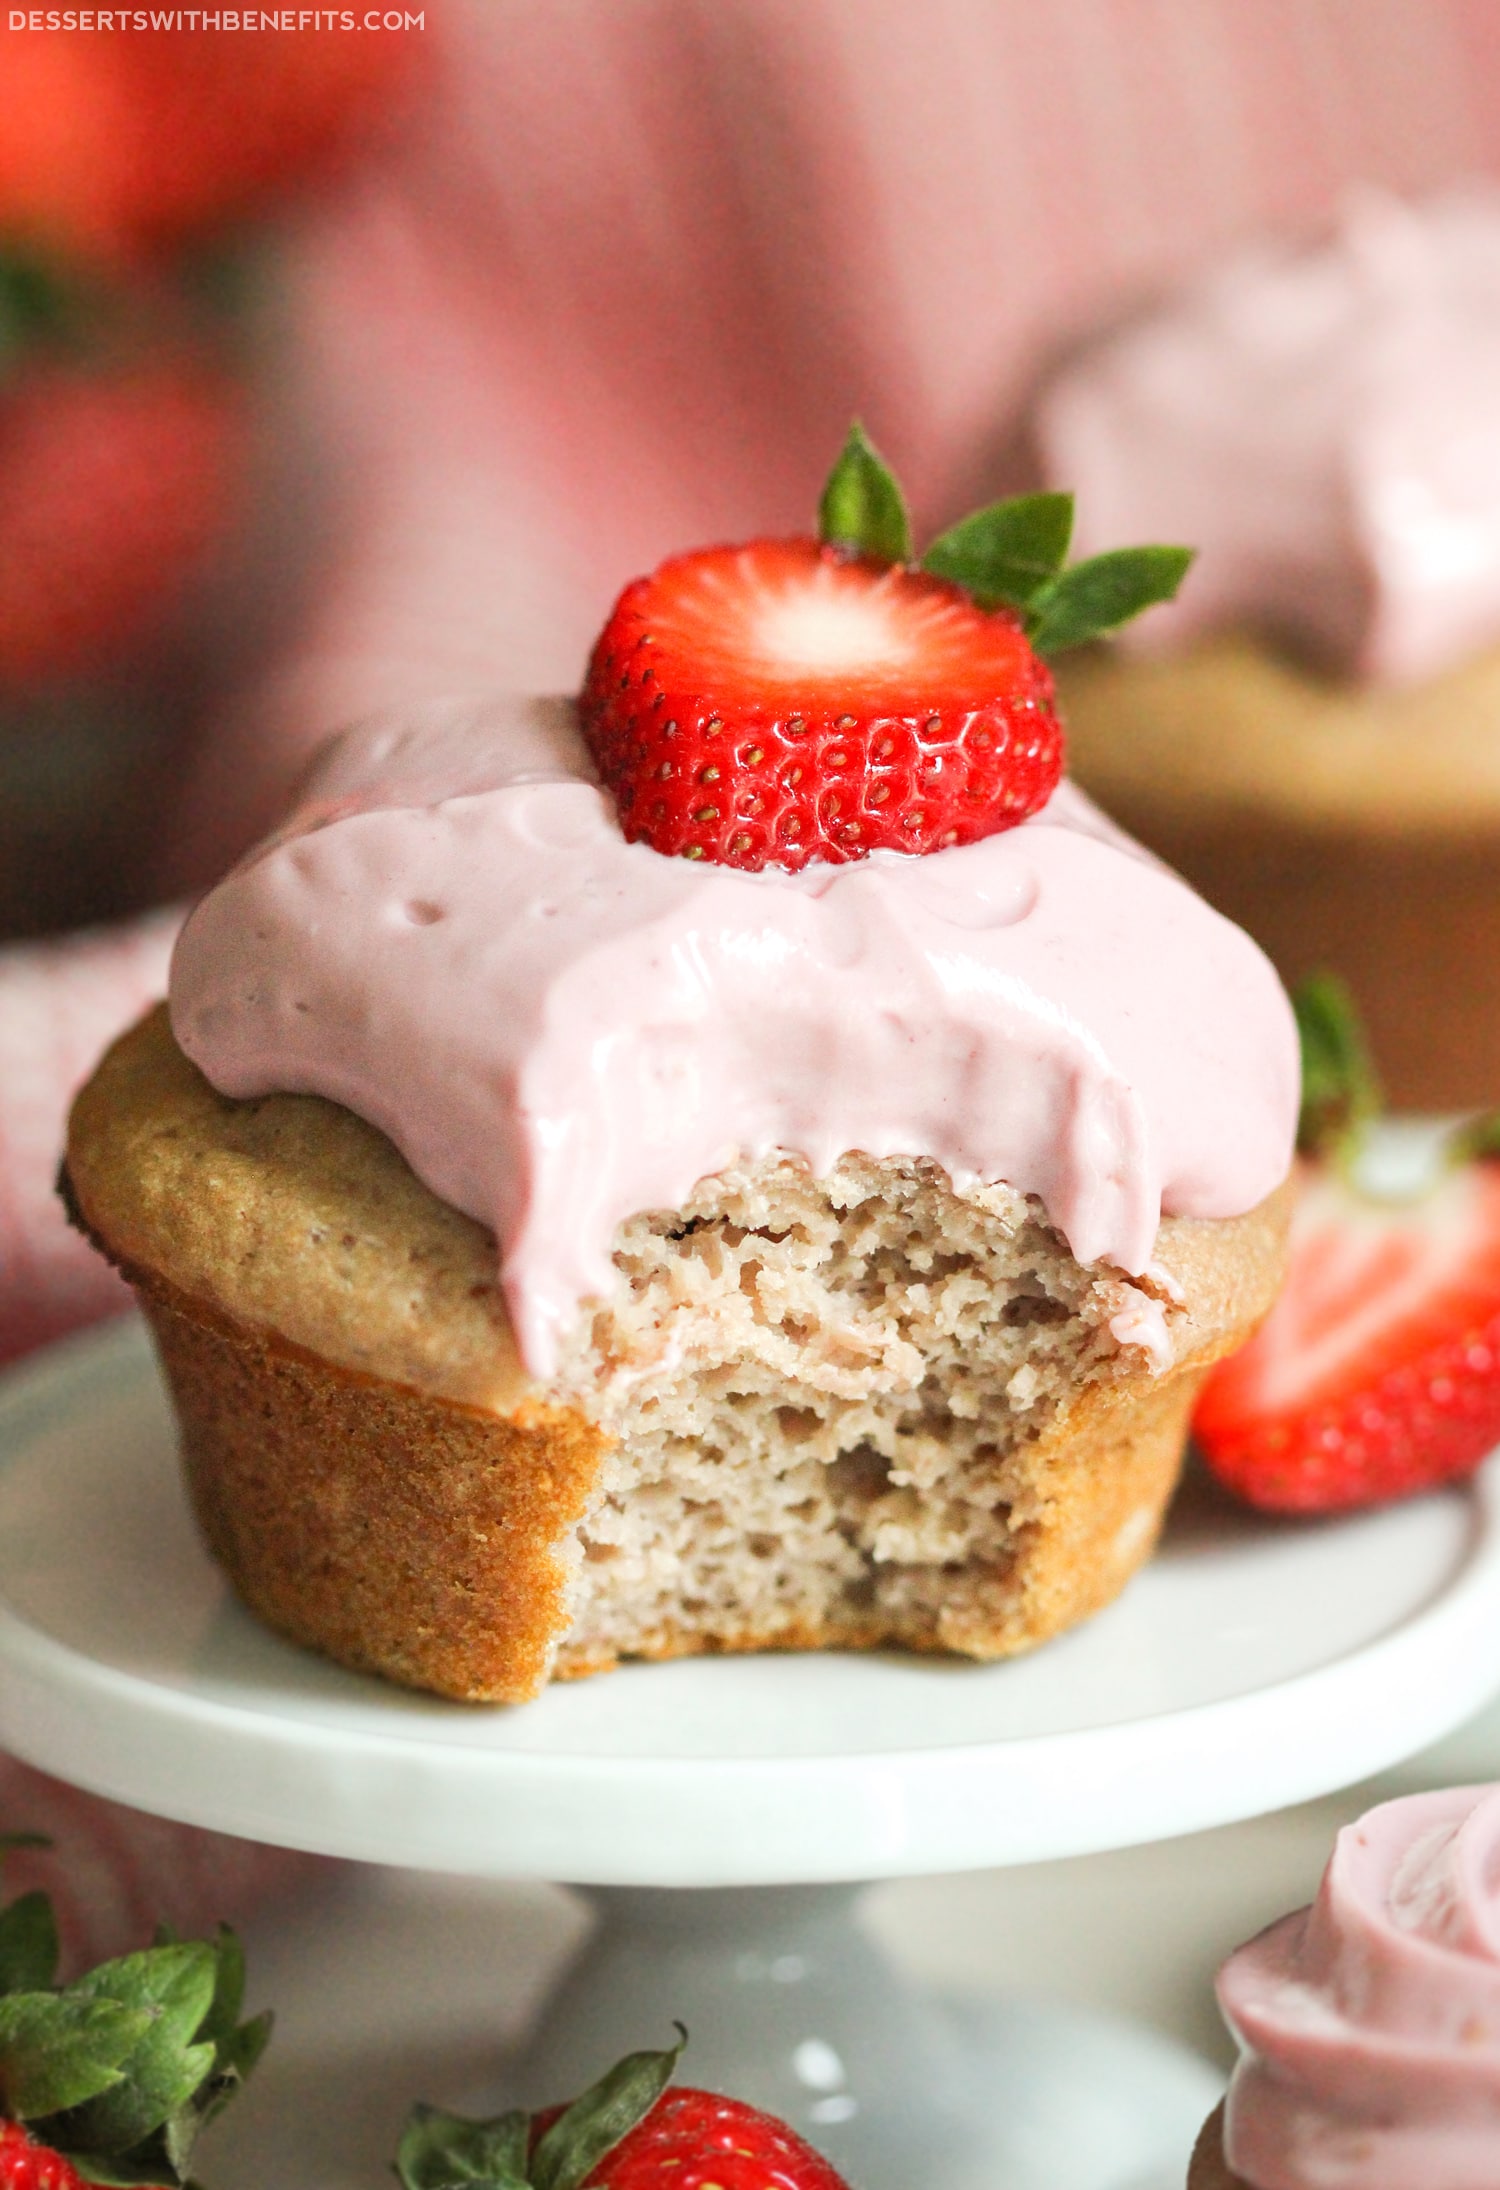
[580, 537, 1062, 871]
[1194, 1163, 1500, 1513]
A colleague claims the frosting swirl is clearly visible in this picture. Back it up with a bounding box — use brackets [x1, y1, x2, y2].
[169, 695, 1297, 1380]
[1220, 1785, 1500, 2189]
[1040, 189, 1500, 684]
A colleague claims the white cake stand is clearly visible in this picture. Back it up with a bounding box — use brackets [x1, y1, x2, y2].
[4, 1317, 1500, 2190]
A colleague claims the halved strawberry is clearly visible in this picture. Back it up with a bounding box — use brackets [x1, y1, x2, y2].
[1194, 975, 1500, 1513]
[1194, 1163, 1500, 1512]
[578, 423, 1192, 873]
[581, 537, 1061, 870]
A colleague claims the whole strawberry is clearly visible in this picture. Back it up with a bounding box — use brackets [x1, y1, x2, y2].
[580, 423, 1191, 872]
[0, 1836, 269, 2190]
[397, 2031, 850, 2190]
[0, 31, 415, 261]
[1194, 976, 1500, 1513]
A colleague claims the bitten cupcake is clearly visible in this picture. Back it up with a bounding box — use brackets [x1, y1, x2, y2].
[1190, 1783, 1500, 2190]
[63, 436, 1299, 1704]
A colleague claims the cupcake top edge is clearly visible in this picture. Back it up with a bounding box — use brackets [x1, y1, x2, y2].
[168, 689, 1297, 1381]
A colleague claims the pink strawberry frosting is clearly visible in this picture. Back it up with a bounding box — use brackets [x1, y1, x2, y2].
[1040, 188, 1500, 684]
[168, 695, 1297, 1381]
[1220, 1785, 1500, 2189]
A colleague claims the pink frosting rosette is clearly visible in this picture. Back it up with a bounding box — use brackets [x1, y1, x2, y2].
[1221, 1785, 1500, 2189]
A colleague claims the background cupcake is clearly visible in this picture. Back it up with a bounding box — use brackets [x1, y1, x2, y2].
[1189, 1783, 1500, 2189]
[1040, 189, 1500, 1109]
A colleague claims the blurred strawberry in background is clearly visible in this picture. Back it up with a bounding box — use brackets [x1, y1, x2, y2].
[0, 28, 416, 262]
[0, 23, 422, 939]
[0, 255, 248, 688]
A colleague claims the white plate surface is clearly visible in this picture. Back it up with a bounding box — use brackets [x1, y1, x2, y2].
[2, 1317, 1500, 1884]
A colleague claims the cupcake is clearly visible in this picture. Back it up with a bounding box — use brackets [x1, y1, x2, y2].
[63, 450, 1298, 1704]
[1037, 189, 1500, 1110]
[1189, 1783, 1500, 2189]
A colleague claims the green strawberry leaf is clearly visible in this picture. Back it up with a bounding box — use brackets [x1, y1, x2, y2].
[394, 2101, 531, 2190]
[0, 1994, 149, 2120]
[187, 1930, 271, 2141]
[76, 1933, 272, 2186]
[0, 1891, 60, 1996]
[51, 1943, 219, 2154]
[191, 1929, 248, 2067]
[530, 2030, 686, 2190]
[0, 252, 82, 379]
[194, 2002, 271, 2124]
[64, 2151, 191, 2187]
[165, 2005, 271, 2175]
[920, 492, 1074, 610]
[1024, 544, 1194, 656]
[817, 421, 911, 564]
[1293, 973, 1382, 1163]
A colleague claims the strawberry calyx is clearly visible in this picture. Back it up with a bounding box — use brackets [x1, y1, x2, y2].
[396, 2030, 686, 2190]
[0, 1846, 268, 2190]
[817, 420, 1194, 658]
[396, 2029, 853, 2190]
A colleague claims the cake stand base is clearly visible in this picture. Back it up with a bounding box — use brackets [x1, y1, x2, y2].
[492, 1882, 1218, 2190]
[6, 1320, 1500, 2188]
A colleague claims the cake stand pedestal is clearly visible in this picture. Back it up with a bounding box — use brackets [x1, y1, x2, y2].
[4, 1319, 1500, 2189]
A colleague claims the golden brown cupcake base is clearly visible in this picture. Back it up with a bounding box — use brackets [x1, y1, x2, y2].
[65, 1010, 1292, 1705]
[138, 1271, 607, 1702]
[128, 1264, 1226, 1701]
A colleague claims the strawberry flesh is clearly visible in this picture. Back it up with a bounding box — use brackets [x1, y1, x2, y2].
[0, 2122, 96, 2190]
[581, 538, 1061, 870]
[1194, 1164, 1500, 1512]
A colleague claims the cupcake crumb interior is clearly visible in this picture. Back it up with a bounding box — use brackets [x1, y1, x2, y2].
[553, 1153, 1173, 1666]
